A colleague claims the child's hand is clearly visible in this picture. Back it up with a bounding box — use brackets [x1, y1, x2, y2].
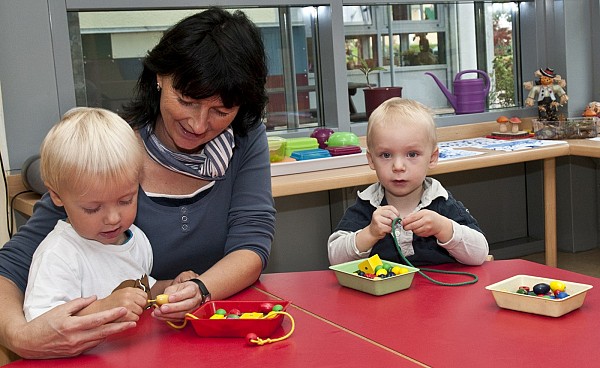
[402, 209, 453, 243]
[368, 205, 400, 240]
[102, 287, 148, 322]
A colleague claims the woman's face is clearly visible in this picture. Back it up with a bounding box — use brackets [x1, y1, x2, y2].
[155, 75, 239, 153]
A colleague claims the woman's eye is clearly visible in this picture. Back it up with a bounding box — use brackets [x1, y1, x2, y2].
[179, 99, 194, 106]
[213, 109, 231, 118]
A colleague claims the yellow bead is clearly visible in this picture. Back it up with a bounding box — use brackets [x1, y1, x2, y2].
[550, 280, 566, 292]
[155, 294, 169, 305]
[376, 269, 388, 277]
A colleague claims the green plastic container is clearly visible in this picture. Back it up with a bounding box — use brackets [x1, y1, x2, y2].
[326, 132, 360, 147]
[329, 259, 419, 296]
[284, 137, 319, 157]
[268, 137, 286, 162]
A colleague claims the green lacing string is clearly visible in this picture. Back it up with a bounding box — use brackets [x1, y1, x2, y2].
[391, 217, 478, 286]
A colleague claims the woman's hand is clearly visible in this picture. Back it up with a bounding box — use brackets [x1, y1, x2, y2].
[151, 281, 202, 322]
[12, 296, 135, 359]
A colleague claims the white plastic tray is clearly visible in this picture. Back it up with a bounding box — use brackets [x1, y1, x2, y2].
[485, 274, 592, 317]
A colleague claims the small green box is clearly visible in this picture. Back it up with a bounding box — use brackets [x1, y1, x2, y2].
[284, 137, 319, 157]
[329, 259, 419, 296]
[268, 137, 286, 162]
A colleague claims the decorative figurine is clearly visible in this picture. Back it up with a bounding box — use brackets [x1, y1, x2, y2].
[509, 117, 522, 133]
[587, 101, 600, 116]
[496, 116, 509, 133]
[524, 67, 568, 121]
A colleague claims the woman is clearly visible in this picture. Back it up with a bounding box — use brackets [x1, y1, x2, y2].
[0, 7, 275, 360]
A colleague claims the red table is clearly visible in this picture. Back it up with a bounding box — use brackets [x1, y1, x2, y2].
[8, 286, 422, 367]
[255, 260, 599, 368]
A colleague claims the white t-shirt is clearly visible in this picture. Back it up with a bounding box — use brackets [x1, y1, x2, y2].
[24, 220, 155, 321]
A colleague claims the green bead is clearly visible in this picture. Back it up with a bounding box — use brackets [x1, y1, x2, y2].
[272, 304, 284, 311]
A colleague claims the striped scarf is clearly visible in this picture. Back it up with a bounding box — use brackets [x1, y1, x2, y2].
[140, 124, 235, 180]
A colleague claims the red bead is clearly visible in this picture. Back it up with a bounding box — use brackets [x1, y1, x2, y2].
[246, 333, 258, 345]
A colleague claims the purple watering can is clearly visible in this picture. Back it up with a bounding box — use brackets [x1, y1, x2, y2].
[425, 70, 490, 114]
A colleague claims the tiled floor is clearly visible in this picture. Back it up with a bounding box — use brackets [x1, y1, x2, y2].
[520, 248, 600, 278]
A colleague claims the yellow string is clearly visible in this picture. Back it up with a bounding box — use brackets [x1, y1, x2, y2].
[149, 302, 198, 329]
[248, 311, 295, 346]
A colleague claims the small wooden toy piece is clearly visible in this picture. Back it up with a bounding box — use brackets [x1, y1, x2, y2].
[358, 254, 383, 274]
[509, 117, 522, 133]
[583, 106, 598, 120]
[147, 294, 169, 306]
[490, 116, 530, 139]
[496, 116, 509, 133]
[240, 312, 264, 319]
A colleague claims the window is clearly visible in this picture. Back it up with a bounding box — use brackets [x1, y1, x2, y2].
[64, 1, 523, 136]
[344, 2, 520, 121]
[68, 7, 323, 133]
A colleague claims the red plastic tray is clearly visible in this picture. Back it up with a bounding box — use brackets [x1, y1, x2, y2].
[186, 300, 290, 337]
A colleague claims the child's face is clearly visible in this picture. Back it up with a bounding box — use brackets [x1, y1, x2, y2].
[49, 178, 139, 245]
[366, 120, 438, 200]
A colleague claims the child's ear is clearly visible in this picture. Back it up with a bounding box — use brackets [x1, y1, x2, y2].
[46, 187, 64, 208]
[366, 150, 376, 170]
[428, 146, 439, 168]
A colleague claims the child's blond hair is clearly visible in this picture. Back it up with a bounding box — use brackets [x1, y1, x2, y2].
[40, 107, 144, 194]
[366, 98, 437, 150]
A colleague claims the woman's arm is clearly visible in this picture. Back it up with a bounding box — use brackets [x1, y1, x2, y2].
[152, 249, 261, 321]
[0, 276, 136, 359]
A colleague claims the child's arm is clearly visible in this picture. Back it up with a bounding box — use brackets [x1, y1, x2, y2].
[402, 209, 489, 265]
[75, 287, 148, 322]
[328, 205, 399, 265]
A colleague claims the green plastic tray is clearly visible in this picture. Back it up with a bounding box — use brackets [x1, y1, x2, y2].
[329, 259, 419, 296]
[284, 137, 319, 157]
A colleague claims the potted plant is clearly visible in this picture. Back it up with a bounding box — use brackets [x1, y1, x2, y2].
[354, 56, 403, 118]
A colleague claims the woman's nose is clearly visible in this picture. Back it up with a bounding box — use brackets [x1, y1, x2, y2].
[188, 109, 209, 134]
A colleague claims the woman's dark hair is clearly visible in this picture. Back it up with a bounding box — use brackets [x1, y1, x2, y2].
[122, 7, 268, 136]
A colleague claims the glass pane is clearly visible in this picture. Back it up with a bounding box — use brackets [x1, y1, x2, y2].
[489, 2, 518, 109]
[67, 7, 322, 132]
[344, 2, 520, 121]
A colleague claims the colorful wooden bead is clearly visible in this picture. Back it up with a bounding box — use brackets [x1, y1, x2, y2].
[550, 280, 566, 292]
[532, 283, 551, 295]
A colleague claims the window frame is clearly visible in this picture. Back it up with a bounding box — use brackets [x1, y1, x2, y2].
[52, 0, 540, 140]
